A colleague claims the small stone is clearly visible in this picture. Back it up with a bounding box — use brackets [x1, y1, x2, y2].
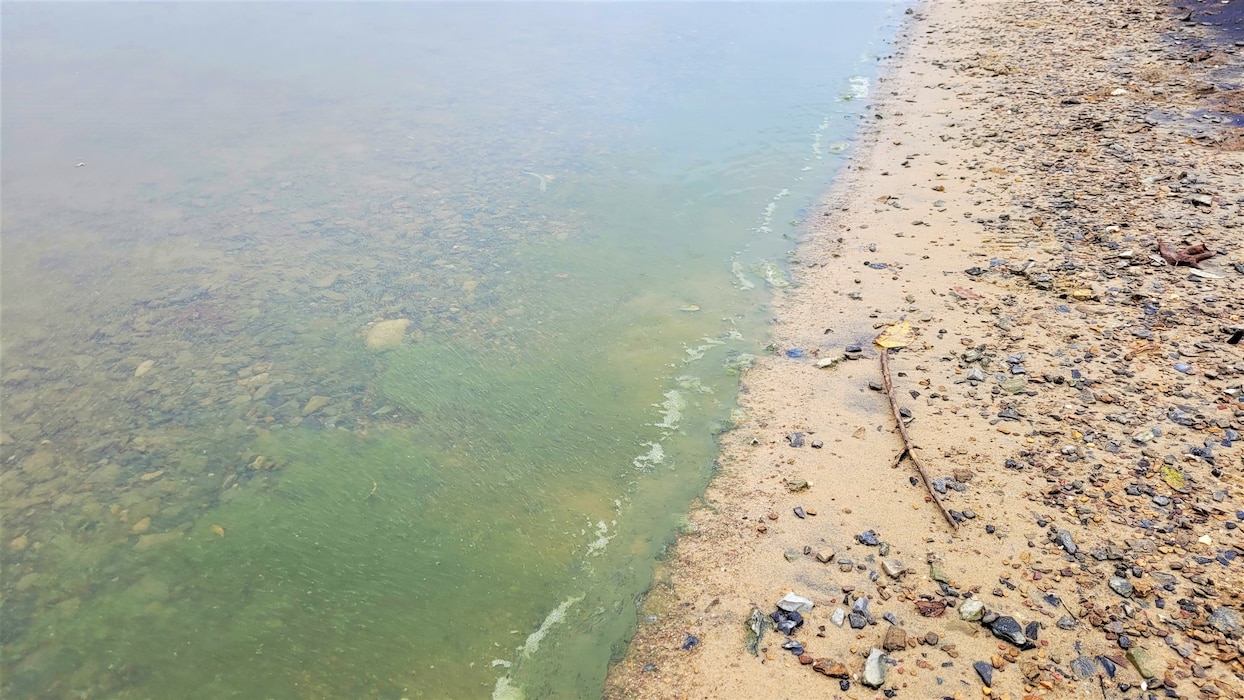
[365, 318, 412, 351]
[9, 535, 28, 552]
[793, 506, 805, 519]
[831, 608, 846, 627]
[881, 559, 906, 579]
[810, 439, 823, 449]
[798, 653, 814, 665]
[787, 432, 805, 447]
[959, 600, 985, 622]
[930, 562, 951, 584]
[1070, 656, 1096, 679]
[1125, 647, 1156, 679]
[786, 479, 809, 492]
[1208, 607, 1242, 637]
[130, 517, 152, 534]
[1057, 615, 1077, 630]
[857, 530, 880, 546]
[923, 632, 939, 645]
[1053, 528, 1077, 554]
[861, 648, 887, 688]
[848, 612, 867, 629]
[302, 395, 331, 417]
[135, 531, 184, 551]
[973, 660, 993, 687]
[1108, 576, 1134, 598]
[883, 626, 907, 651]
[816, 550, 836, 563]
[134, 359, 155, 378]
[777, 592, 814, 613]
[812, 658, 850, 678]
[986, 615, 1028, 647]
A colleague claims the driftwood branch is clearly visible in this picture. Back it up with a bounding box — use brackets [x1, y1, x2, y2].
[879, 348, 959, 531]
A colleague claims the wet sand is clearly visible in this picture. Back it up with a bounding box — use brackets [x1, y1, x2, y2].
[605, 1, 1244, 699]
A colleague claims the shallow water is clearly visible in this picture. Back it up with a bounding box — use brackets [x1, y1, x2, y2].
[1, 3, 902, 697]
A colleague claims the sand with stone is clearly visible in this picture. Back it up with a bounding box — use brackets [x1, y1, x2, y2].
[605, 1, 1244, 699]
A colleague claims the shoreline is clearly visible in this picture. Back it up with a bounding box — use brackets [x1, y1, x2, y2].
[606, 1, 1244, 699]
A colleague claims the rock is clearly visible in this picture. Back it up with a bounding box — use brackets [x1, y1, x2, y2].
[1108, 576, 1134, 598]
[881, 559, 906, 579]
[364, 318, 412, 351]
[812, 658, 850, 678]
[134, 359, 155, 378]
[777, 592, 814, 613]
[302, 395, 331, 417]
[986, 615, 1029, 647]
[786, 432, 804, 447]
[831, 608, 845, 627]
[959, 600, 985, 622]
[130, 517, 151, 534]
[861, 648, 887, 688]
[856, 530, 880, 546]
[930, 562, 951, 584]
[1208, 607, 1242, 637]
[1053, 528, 1077, 555]
[745, 607, 769, 655]
[973, 660, 993, 687]
[883, 626, 907, 651]
[815, 549, 836, 563]
[848, 612, 867, 629]
[1125, 647, 1156, 679]
[1070, 655, 1097, 679]
[9, 535, 28, 552]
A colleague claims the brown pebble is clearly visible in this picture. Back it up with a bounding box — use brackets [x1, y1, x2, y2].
[798, 653, 814, 665]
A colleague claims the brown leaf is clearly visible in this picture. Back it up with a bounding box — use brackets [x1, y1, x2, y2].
[915, 600, 947, 617]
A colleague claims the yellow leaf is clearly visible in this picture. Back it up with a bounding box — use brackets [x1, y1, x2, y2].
[211, 524, 226, 538]
[875, 321, 915, 348]
[1160, 465, 1186, 491]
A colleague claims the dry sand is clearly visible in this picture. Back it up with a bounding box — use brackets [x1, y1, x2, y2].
[605, 1, 1244, 699]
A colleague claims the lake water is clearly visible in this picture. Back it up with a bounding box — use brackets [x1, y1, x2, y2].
[0, 3, 901, 698]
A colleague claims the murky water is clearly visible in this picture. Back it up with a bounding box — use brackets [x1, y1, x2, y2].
[1, 3, 901, 697]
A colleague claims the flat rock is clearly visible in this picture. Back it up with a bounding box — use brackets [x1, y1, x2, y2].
[959, 599, 985, 622]
[364, 318, 412, 351]
[812, 658, 849, 678]
[861, 647, 887, 688]
[777, 592, 814, 613]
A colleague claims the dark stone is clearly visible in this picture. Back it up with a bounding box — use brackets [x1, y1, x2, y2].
[973, 660, 993, 687]
[787, 432, 805, 448]
[986, 615, 1030, 648]
[857, 530, 881, 546]
[682, 634, 699, 650]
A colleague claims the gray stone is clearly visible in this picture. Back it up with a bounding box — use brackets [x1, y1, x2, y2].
[1070, 655, 1096, 679]
[1053, 528, 1077, 554]
[881, 559, 906, 579]
[1209, 606, 1242, 637]
[1108, 576, 1134, 598]
[831, 608, 845, 627]
[777, 592, 814, 613]
[862, 647, 887, 688]
[973, 660, 993, 687]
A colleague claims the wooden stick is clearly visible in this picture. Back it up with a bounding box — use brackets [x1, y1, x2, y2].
[879, 348, 959, 530]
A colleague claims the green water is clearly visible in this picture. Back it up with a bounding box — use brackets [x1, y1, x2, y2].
[1, 2, 902, 697]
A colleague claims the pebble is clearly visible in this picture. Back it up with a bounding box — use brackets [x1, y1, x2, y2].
[777, 592, 814, 613]
[856, 530, 880, 546]
[985, 615, 1029, 648]
[881, 559, 906, 579]
[958, 600, 984, 622]
[861, 648, 887, 688]
[972, 660, 993, 687]
[1108, 576, 1134, 598]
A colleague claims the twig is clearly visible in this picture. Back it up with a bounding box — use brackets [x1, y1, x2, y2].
[879, 348, 958, 530]
[365, 479, 377, 501]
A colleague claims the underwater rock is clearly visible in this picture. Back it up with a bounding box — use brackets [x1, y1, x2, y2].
[365, 319, 412, 351]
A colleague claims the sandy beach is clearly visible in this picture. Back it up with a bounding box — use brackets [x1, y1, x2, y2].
[605, 1, 1244, 699]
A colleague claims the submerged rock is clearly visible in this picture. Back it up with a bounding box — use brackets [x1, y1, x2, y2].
[364, 318, 412, 351]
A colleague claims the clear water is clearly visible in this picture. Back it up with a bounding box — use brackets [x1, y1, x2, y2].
[0, 3, 901, 698]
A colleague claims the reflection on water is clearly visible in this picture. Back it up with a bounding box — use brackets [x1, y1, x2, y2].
[1, 2, 900, 697]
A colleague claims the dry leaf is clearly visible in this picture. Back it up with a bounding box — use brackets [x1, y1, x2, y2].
[875, 321, 915, 349]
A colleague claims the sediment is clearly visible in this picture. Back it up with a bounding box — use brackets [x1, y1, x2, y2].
[605, 1, 1244, 698]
